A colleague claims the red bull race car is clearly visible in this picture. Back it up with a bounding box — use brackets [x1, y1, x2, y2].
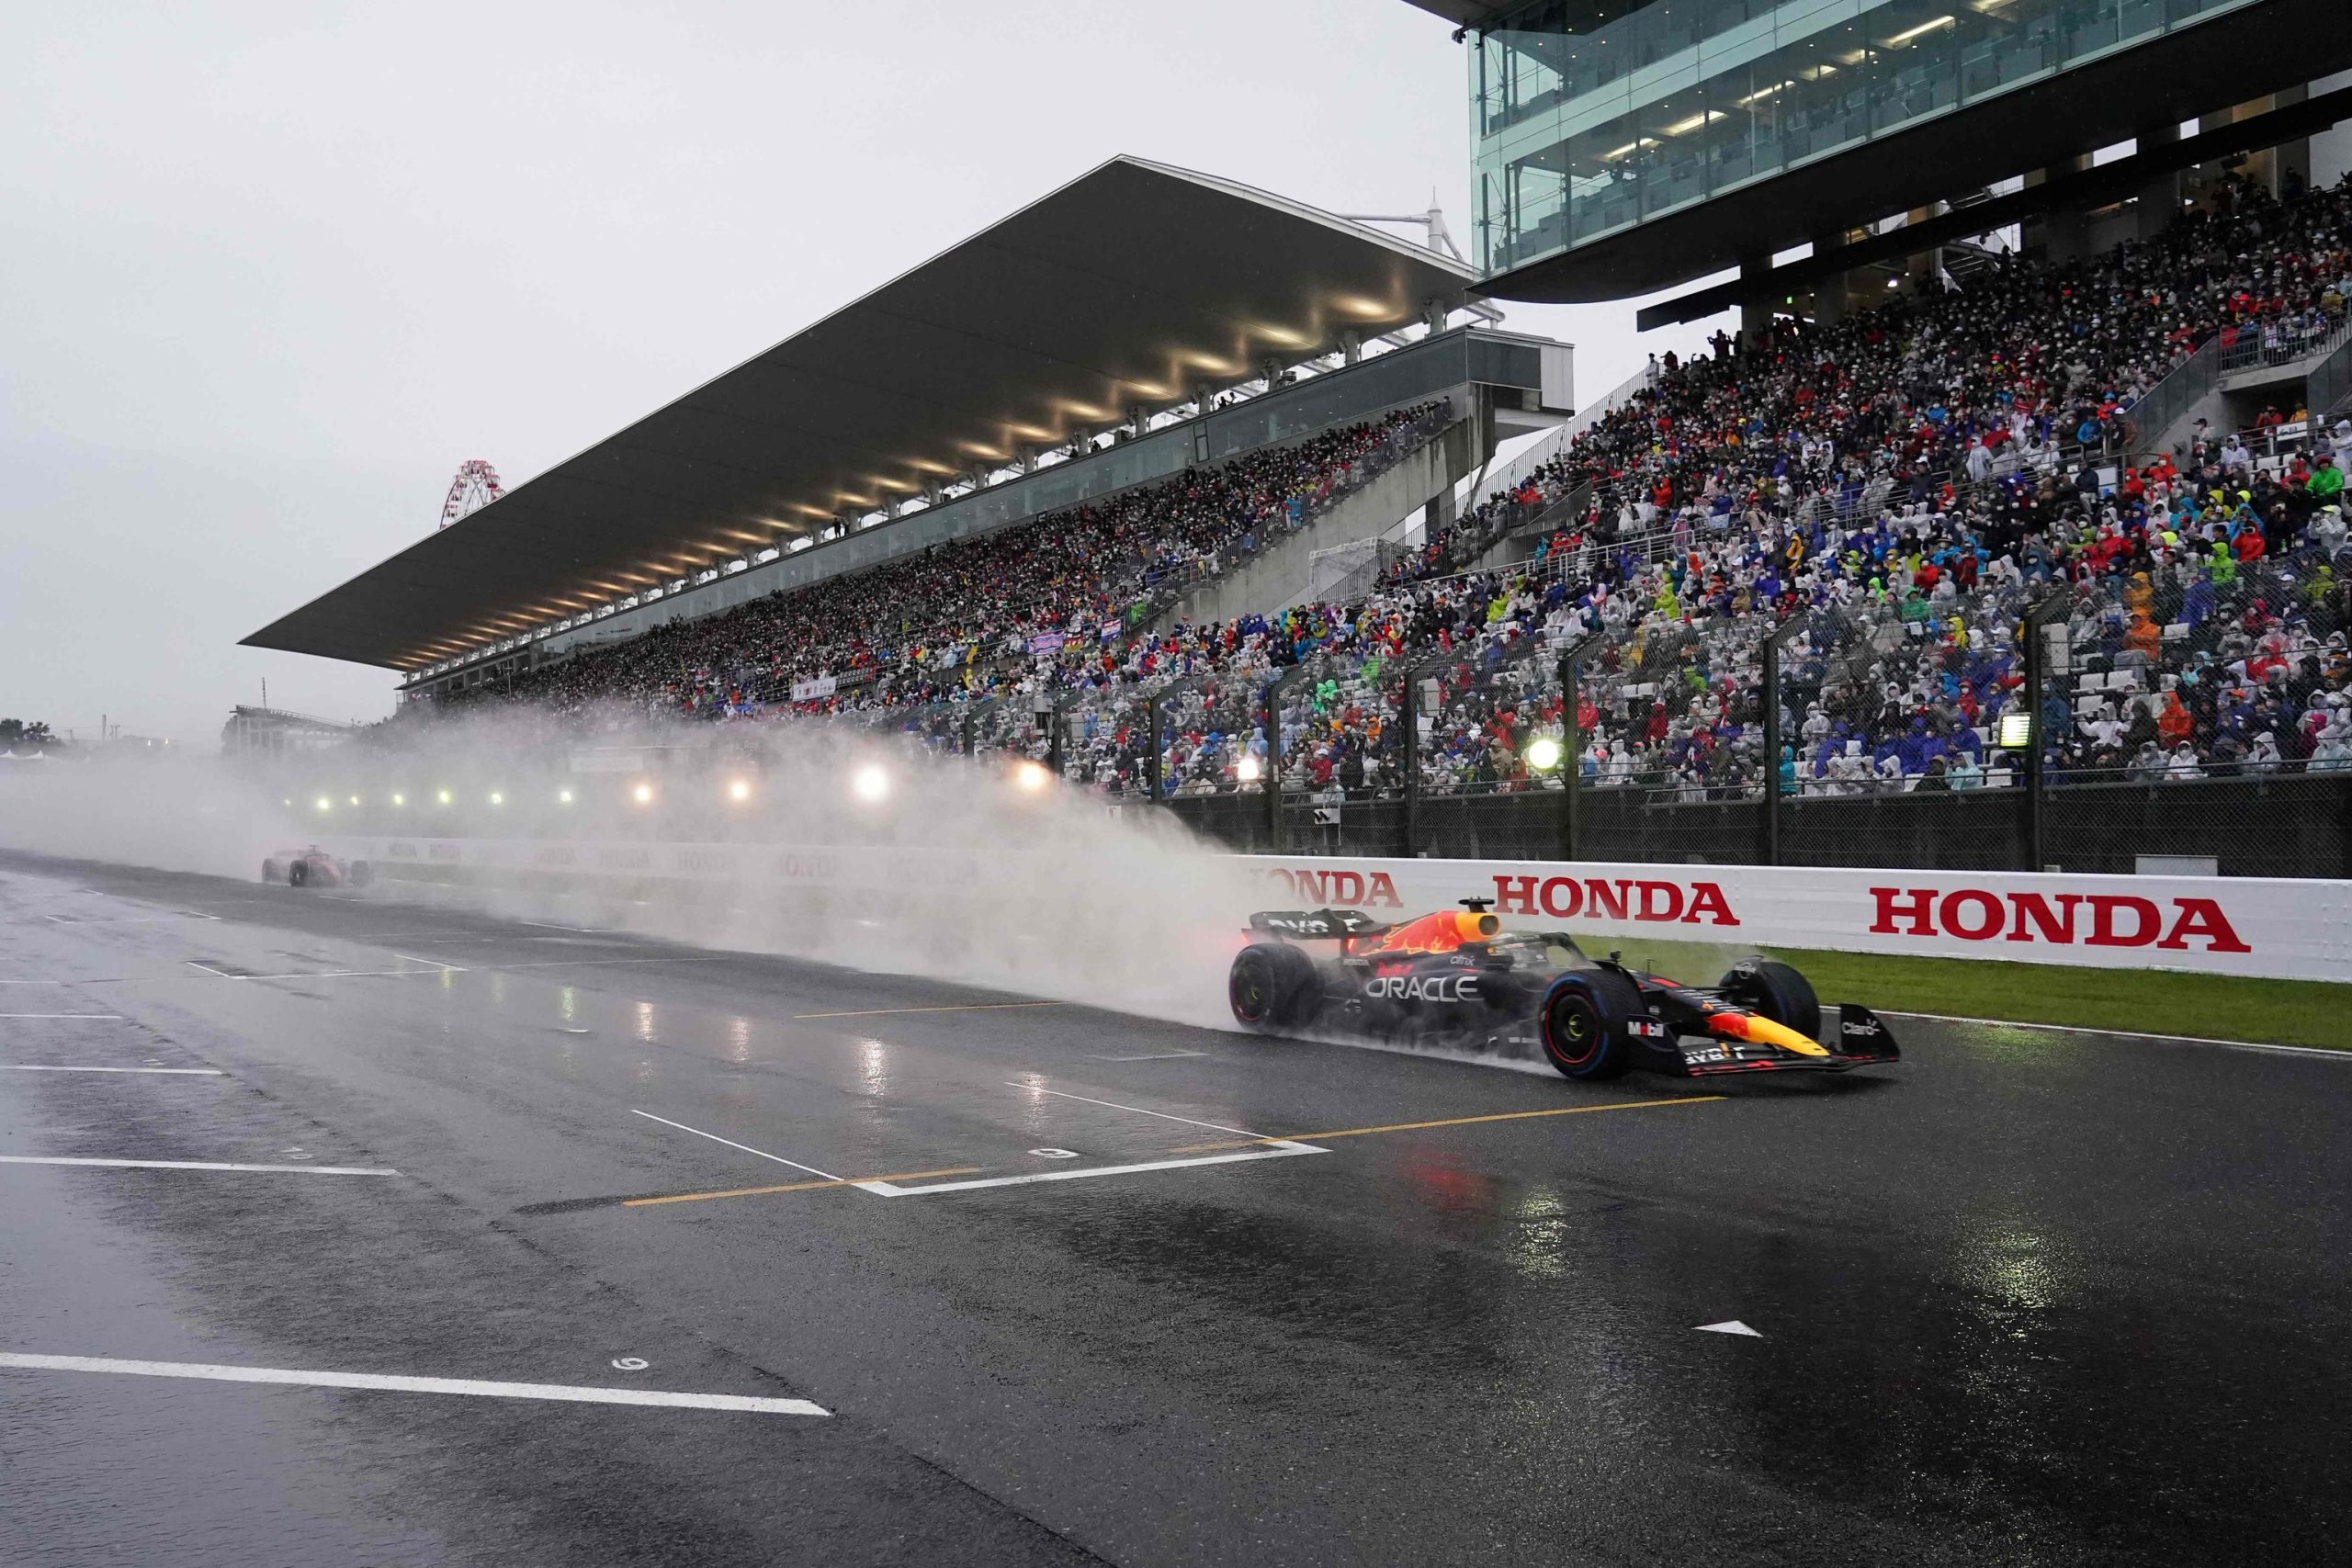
[1227, 898, 1900, 1081]
[261, 847, 373, 889]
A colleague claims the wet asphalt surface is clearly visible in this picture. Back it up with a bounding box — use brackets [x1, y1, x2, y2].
[0, 852, 2346, 1566]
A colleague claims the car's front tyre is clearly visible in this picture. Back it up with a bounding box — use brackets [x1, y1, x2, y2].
[1718, 958, 1821, 1042]
[287, 859, 311, 888]
[1540, 970, 1643, 1080]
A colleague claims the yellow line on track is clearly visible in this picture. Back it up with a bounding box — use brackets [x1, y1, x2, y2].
[791, 1002, 1067, 1020]
[1170, 1095, 1724, 1152]
[622, 1167, 983, 1208]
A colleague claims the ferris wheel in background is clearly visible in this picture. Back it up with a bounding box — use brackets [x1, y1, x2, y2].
[438, 459, 507, 529]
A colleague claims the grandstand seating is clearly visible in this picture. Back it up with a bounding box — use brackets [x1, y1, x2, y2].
[442, 171, 2352, 801]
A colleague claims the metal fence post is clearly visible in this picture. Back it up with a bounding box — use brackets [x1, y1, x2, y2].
[1146, 687, 1164, 805]
[2023, 592, 2072, 873]
[1762, 614, 1805, 865]
[1556, 632, 1601, 861]
[1262, 671, 1283, 852]
[1401, 664, 1421, 859]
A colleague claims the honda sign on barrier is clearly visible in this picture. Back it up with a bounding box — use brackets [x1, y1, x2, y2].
[1252, 856, 2351, 984]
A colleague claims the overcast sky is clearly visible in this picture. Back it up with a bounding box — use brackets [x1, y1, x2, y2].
[1, 1, 1732, 743]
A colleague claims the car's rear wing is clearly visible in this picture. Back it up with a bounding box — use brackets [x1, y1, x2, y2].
[1248, 908, 1388, 941]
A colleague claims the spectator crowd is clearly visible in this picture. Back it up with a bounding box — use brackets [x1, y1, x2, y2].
[434, 171, 2352, 805]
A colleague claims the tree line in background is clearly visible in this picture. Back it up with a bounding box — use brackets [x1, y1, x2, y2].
[0, 719, 60, 750]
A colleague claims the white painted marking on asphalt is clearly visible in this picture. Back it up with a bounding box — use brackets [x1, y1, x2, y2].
[41, 913, 219, 925]
[0, 1156, 396, 1176]
[1880, 1010, 2350, 1059]
[0, 1353, 826, 1416]
[866, 1145, 1326, 1197]
[1028, 1148, 1080, 1159]
[611, 1357, 650, 1371]
[184, 962, 235, 978]
[0, 1013, 123, 1020]
[1087, 1051, 1211, 1062]
[0, 1066, 223, 1076]
[1694, 1320, 1762, 1337]
[1006, 1083, 1277, 1141]
[389, 954, 467, 973]
[629, 1110, 844, 1183]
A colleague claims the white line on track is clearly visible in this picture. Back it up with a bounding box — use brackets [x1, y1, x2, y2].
[0, 1156, 396, 1176]
[1882, 1010, 2350, 1059]
[1006, 1083, 1276, 1141]
[629, 1109, 846, 1183]
[865, 1145, 1325, 1196]
[0, 1066, 223, 1076]
[0, 1352, 827, 1416]
[389, 954, 467, 973]
[1086, 1051, 1210, 1062]
[0, 1013, 122, 1020]
[184, 960, 462, 982]
[41, 913, 220, 924]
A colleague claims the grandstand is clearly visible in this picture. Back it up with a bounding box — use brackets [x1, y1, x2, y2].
[251, 39, 2352, 876]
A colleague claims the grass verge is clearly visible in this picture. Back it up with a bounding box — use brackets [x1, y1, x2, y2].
[1588, 937, 2350, 1052]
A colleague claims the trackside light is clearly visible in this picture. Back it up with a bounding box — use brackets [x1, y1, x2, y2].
[1235, 754, 1262, 783]
[1013, 761, 1049, 793]
[315, 796, 332, 812]
[852, 763, 890, 803]
[489, 791, 504, 806]
[391, 793, 405, 807]
[348, 795, 361, 807]
[281, 797, 292, 807]
[632, 782, 655, 806]
[436, 788, 453, 805]
[1524, 736, 1565, 773]
[1997, 712, 2033, 749]
[558, 787, 574, 804]
[727, 777, 752, 802]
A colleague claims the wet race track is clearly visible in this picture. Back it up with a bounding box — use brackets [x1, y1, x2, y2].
[0, 852, 2346, 1566]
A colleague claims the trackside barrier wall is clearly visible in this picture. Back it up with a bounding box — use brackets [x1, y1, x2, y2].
[1252, 857, 2350, 984]
[323, 836, 2351, 984]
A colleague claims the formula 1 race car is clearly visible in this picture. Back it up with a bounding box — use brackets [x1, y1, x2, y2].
[261, 847, 373, 889]
[1228, 899, 1899, 1081]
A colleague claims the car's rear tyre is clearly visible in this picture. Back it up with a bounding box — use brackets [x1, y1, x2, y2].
[1229, 943, 1320, 1033]
[1540, 969, 1643, 1079]
[261, 859, 281, 884]
[287, 860, 311, 888]
[349, 861, 374, 888]
[1717, 958, 1821, 1043]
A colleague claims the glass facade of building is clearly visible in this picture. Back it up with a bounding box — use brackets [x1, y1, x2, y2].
[1472, 0, 2258, 276]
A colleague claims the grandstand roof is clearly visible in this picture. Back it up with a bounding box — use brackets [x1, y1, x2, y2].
[1395, 1, 1522, 24]
[244, 156, 1476, 671]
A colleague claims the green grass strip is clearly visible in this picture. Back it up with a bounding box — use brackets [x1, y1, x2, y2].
[1586, 937, 2351, 1052]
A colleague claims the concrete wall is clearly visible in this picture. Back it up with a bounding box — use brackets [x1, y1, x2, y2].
[1155, 420, 1476, 626]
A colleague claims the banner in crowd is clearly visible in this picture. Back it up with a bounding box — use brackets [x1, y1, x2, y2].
[789, 674, 837, 702]
[1251, 855, 2351, 984]
[1026, 631, 1066, 656]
